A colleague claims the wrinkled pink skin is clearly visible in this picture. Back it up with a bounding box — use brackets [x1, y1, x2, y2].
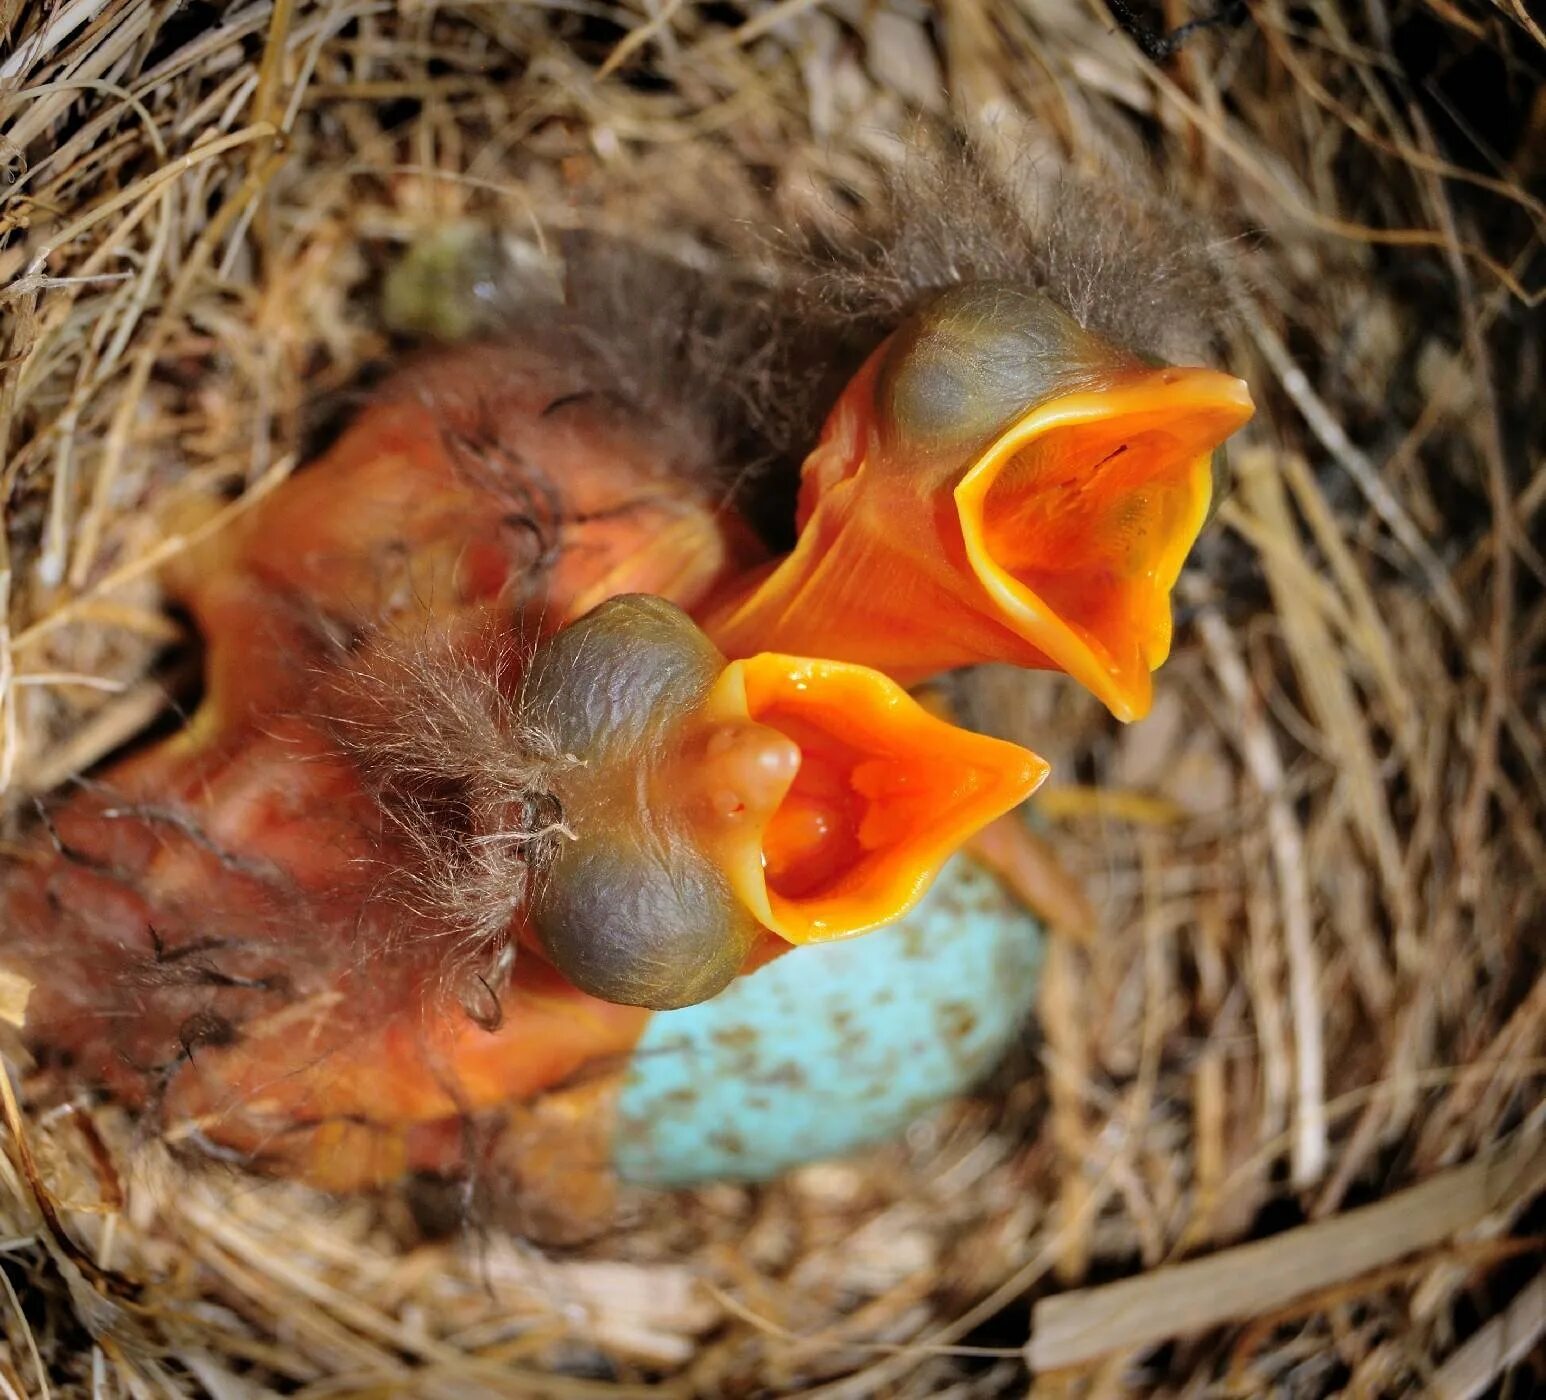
[5, 345, 756, 1190]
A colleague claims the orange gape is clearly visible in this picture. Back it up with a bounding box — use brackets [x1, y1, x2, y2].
[703, 284, 1255, 721]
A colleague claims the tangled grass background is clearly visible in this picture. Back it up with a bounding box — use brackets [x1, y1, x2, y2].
[1, 1, 1542, 1394]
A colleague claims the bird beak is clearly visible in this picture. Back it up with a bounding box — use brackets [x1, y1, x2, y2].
[701, 286, 1254, 721]
[671, 653, 1048, 945]
[952, 365, 1254, 720]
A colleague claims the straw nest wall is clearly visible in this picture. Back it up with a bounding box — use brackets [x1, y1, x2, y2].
[1, 2, 1542, 1394]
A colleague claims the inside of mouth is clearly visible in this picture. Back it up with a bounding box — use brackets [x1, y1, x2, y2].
[745, 688, 999, 928]
[756, 708, 868, 902]
[971, 413, 1212, 683]
[702, 657, 1041, 943]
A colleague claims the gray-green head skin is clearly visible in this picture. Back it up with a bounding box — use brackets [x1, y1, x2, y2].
[521, 595, 761, 1010]
[875, 283, 1139, 458]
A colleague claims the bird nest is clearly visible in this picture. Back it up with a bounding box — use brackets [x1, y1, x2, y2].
[1, 2, 1541, 1395]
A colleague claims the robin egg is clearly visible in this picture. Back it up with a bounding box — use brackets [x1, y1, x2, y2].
[613, 852, 1042, 1184]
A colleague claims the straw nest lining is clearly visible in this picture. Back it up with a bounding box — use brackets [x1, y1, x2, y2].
[1, 1, 1541, 1394]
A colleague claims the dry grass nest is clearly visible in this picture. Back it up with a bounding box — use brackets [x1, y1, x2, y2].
[1, 1, 1543, 1395]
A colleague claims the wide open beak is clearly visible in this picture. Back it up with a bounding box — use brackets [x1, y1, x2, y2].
[702, 285, 1254, 722]
[674, 654, 1048, 944]
[952, 365, 1254, 720]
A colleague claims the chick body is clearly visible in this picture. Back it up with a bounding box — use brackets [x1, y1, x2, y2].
[4, 326, 1047, 1197]
[181, 341, 765, 645]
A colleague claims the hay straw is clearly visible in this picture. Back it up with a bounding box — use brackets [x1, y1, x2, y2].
[1029, 1131, 1546, 1372]
[2, 0, 1542, 1394]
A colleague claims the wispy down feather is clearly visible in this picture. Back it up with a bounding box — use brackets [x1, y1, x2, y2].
[778, 128, 1242, 368]
[318, 627, 570, 972]
[463, 128, 1247, 538]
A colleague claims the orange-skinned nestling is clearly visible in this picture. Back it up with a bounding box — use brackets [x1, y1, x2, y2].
[2, 306, 1043, 1187]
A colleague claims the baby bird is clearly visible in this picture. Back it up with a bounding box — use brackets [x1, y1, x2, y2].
[3, 149, 1254, 1204]
[702, 281, 1253, 721]
[2, 297, 1042, 1188]
[695, 148, 1256, 721]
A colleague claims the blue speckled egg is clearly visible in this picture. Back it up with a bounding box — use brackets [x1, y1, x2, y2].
[614, 854, 1043, 1184]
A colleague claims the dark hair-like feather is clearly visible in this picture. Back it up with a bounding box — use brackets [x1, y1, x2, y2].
[477, 130, 1245, 540]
